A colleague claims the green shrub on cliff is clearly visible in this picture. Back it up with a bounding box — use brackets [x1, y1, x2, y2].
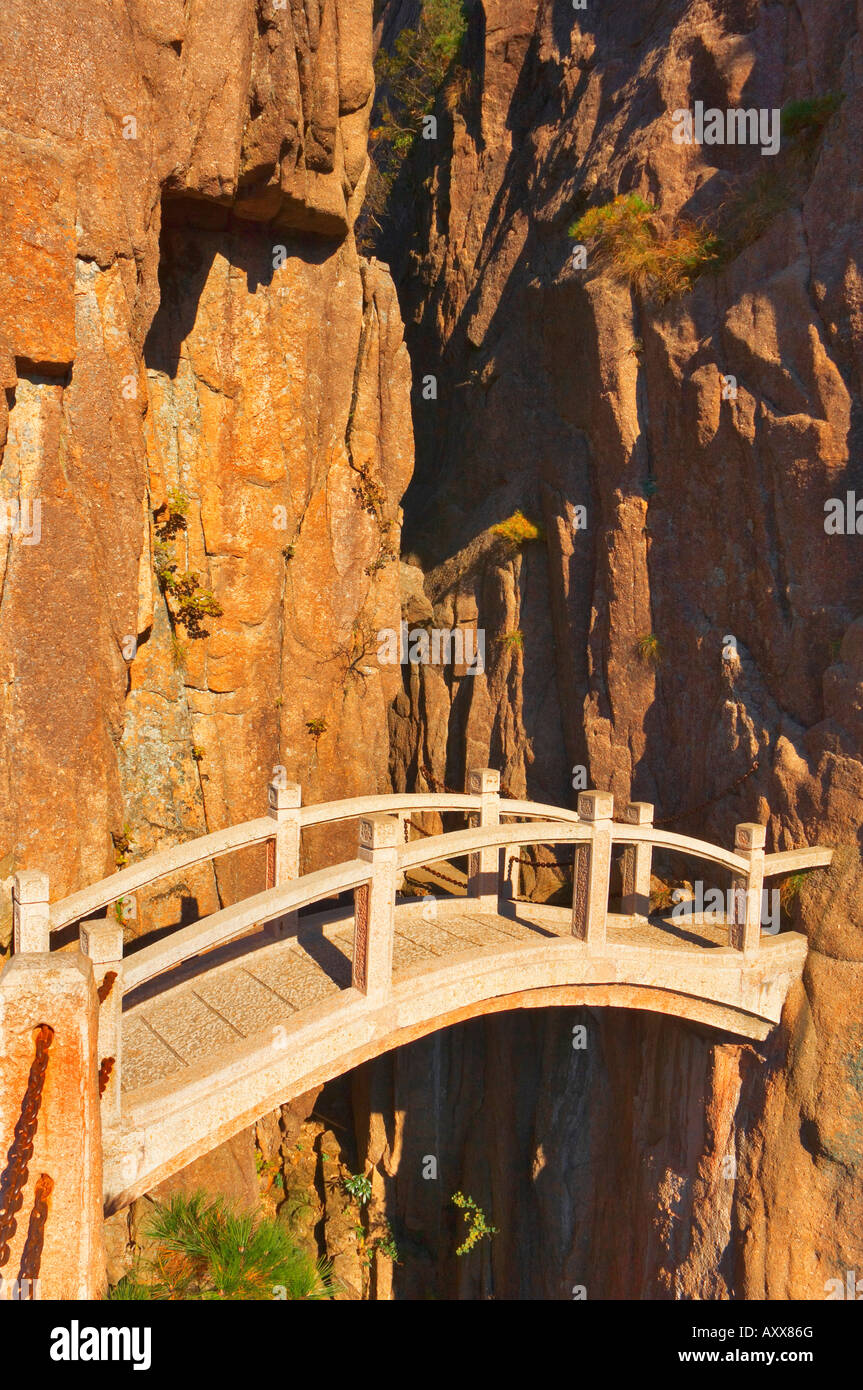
[491, 510, 545, 545]
[780, 92, 843, 143]
[109, 1192, 336, 1300]
[343, 1172, 373, 1205]
[375, 0, 467, 137]
[361, 0, 468, 246]
[451, 1191, 497, 1256]
[569, 194, 719, 301]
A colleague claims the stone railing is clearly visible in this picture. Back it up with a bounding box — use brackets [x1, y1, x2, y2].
[1, 768, 834, 1297]
[11, 774, 836, 1074]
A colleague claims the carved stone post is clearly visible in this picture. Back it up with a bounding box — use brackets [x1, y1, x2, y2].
[0, 952, 105, 1299]
[80, 920, 124, 1131]
[13, 871, 50, 954]
[467, 768, 501, 911]
[354, 814, 399, 1003]
[730, 822, 766, 954]
[621, 802, 654, 922]
[266, 779, 301, 936]
[572, 791, 614, 947]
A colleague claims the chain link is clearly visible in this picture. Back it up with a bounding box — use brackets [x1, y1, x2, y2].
[0, 1024, 53, 1269]
[98, 1057, 116, 1098]
[97, 970, 117, 1005]
[507, 853, 572, 873]
[655, 760, 760, 827]
[17, 1172, 53, 1289]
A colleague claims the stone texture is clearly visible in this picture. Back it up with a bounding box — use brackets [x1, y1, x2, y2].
[369, 0, 863, 1300]
[0, 0, 413, 945]
[0, 955, 105, 1298]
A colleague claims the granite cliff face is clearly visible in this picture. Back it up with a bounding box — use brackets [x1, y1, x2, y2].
[341, 0, 863, 1299]
[0, 0, 412, 934]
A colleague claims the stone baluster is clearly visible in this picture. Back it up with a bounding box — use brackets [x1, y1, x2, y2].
[266, 778, 301, 937]
[572, 791, 614, 947]
[730, 822, 766, 954]
[621, 801, 654, 922]
[13, 870, 50, 954]
[467, 767, 501, 911]
[80, 919, 124, 1130]
[353, 813, 399, 1002]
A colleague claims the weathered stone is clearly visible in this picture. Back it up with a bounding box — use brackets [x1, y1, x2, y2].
[0, 0, 414, 943]
[375, 0, 863, 1299]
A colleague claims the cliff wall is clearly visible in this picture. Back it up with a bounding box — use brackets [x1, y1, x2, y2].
[0, 0, 413, 933]
[351, 0, 863, 1300]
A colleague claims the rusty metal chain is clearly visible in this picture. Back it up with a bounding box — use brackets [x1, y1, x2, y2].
[655, 759, 760, 827]
[507, 853, 572, 873]
[403, 867, 466, 893]
[97, 970, 117, 1005]
[404, 815, 467, 887]
[418, 764, 463, 796]
[405, 817, 433, 839]
[98, 1057, 116, 1098]
[17, 1172, 53, 1289]
[424, 865, 467, 889]
[0, 1024, 53, 1269]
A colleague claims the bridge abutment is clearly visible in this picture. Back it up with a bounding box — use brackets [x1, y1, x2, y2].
[0, 947, 106, 1299]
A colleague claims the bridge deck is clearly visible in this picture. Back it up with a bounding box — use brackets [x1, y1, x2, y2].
[121, 901, 748, 1095]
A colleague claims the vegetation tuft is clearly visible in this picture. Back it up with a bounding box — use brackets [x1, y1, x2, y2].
[451, 1191, 497, 1256]
[360, 0, 468, 249]
[491, 510, 545, 546]
[637, 632, 661, 666]
[343, 1172, 373, 1205]
[109, 1192, 336, 1300]
[569, 194, 720, 301]
[779, 870, 808, 915]
[780, 92, 844, 144]
[153, 491, 223, 640]
[713, 92, 843, 260]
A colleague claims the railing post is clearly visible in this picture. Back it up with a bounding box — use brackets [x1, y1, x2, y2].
[13, 871, 50, 954]
[353, 813, 399, 1003]
[0, 951, 106, 1298]
[80, 920, 124, 1130]
[266, 778, 301, 936]
[467, 768, 501, 910]
[730, 822, 766, 954]
[621, 802, 654, 922]
[572, 791, 614, 948]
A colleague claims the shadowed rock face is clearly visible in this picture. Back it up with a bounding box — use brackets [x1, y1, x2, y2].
[347, 0, 863, 1299]
[0, 0, 413, 931]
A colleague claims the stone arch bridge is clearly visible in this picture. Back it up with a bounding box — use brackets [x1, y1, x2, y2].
[0, 772, 832, 1296]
